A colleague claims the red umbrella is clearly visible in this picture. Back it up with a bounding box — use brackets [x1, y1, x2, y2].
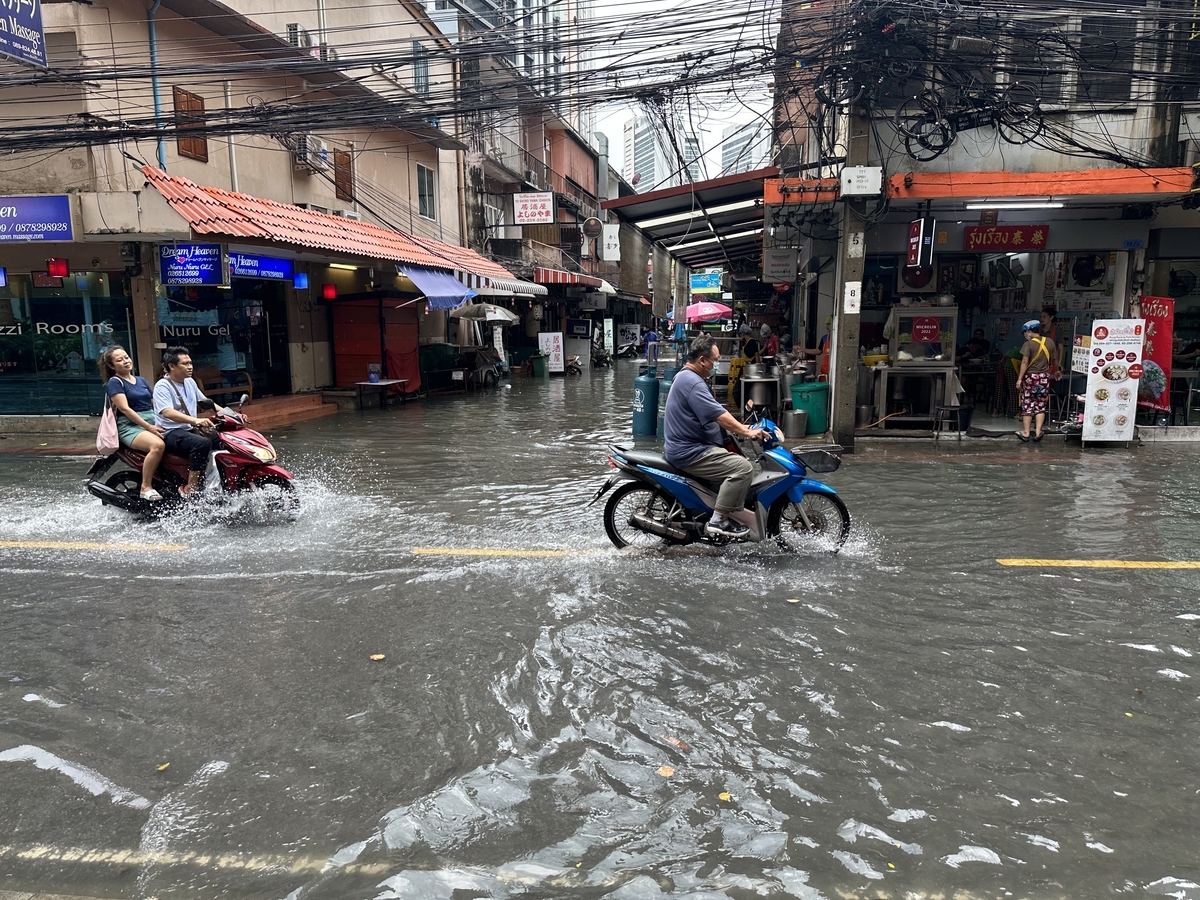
[685, 302, 732, 323]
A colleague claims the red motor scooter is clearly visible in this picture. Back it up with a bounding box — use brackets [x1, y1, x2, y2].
[86, 394, 297, 516]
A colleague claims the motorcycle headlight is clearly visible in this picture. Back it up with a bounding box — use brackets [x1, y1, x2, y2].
[252, 445, 276, 463]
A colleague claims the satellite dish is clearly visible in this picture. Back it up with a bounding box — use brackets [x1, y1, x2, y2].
[631, 172, 642, 186]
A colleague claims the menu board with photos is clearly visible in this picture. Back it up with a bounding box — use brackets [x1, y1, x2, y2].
[1082, 319, 1145, 442]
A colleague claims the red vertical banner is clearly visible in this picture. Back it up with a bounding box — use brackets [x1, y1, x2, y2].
[1136, 296, 1174, 411]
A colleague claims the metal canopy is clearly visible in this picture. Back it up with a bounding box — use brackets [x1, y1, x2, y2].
[601, 167, 777, 270]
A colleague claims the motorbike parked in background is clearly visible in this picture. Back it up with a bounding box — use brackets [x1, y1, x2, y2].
[86, 395, 297, 516]
[564, 356, 583, 375]
[591, 401, 850, 552]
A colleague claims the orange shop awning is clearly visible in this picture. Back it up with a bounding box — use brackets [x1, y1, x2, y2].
[142, 166, 525, 282]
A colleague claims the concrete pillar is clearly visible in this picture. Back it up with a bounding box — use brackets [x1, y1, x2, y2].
[129, 260, 160, 381]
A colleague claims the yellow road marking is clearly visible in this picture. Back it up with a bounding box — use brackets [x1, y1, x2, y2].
[998, 558, 1200, 569]
[0, 540, 188, 552]
[413, 547, 574, 558]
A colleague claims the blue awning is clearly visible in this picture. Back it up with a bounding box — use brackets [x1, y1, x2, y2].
[399, 266, 477, 310]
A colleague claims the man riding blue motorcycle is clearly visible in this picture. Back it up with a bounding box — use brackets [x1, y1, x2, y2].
[664, 335, 764, 539]
[592, 336, 851, 552]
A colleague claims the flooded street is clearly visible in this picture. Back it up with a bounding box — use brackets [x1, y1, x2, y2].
[1, 362, 1198, 900]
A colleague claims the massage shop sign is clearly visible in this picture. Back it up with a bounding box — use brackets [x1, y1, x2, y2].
[0, 0, 48, 68]
[1082, 318, 1145, 442]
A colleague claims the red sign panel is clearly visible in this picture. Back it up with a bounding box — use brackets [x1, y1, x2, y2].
[963, 225, 1050, 252]
[1136, 295, 1174, 412]
[906, 219, 923, 267]
[911, 316, 941, 342]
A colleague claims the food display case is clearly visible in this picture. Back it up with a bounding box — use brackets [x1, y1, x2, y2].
[888, 307, 958, 366]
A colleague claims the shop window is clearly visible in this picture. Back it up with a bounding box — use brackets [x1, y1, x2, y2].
[334, 150, 354, 202]
[417, 164, 437, 220]
[1075, 18, 1136, 103]
[173, 86, 208, 163]
[412, 41, 430, 96]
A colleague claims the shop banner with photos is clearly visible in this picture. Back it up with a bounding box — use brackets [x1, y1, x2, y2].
[1082, 319, 1145, 442]
[1134, 296, 1173, 413]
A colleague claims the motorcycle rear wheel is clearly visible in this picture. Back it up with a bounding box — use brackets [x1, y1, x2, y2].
[767, 492, 850, 553]
[103, 470, 142, 505]
[603, 482, 678, 550]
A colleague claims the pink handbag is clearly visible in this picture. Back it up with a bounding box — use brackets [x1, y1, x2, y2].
[96, 395, 119, 455]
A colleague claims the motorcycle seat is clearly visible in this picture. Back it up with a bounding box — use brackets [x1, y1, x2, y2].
[617, 449, 721, 486]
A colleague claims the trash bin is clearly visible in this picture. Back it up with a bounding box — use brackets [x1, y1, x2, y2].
[530, 354, 549, 378]
[783, 409, 808, 439]
[791, 382, 829, 435]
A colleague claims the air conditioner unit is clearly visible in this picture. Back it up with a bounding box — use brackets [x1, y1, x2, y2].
[524, 170, 538, 185]
[286, 23, 313, 49]
[333, 209, 360, 220]
[296, 203, 329, 214]
[293, 135, 330, 173]
[318, 43, 339, 63]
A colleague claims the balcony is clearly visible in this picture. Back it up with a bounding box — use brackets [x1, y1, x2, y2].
[547, 171, 599, 220]
[483, 129, 549, 189]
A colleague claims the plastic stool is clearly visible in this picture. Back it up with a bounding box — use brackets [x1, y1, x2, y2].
[933, 405, 965, 442]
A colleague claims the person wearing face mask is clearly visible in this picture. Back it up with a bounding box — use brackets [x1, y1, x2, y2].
[99, 345, 166, 502]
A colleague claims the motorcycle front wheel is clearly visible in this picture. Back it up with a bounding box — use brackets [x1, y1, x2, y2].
[767, 492, 850, 553]
[603, 482, 677, 550]
[247, 475, 299, 519]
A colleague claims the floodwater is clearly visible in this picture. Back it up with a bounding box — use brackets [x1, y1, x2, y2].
[0, 362, 1198, 900]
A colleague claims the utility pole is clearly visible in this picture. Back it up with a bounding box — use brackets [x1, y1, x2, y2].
[829, 109, 870, 451]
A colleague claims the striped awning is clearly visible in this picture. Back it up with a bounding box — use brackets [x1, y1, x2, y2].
[533, 267, 617, 295]
[455, 270, 547, 297]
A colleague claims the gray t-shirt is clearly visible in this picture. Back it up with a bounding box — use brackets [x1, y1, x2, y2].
[664, 368, 726, 468]
[153, 377, 208, 433]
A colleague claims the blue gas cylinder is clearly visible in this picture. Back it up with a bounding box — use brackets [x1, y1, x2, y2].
[656, 366, 682, 439]
[632, 367, 660, 436]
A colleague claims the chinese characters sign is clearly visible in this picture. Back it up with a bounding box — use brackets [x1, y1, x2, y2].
[538, 331, 564, 373]
[0, 0, 47, 67]
[963, 225, 1049, 252]
[513, 192, 555, 225]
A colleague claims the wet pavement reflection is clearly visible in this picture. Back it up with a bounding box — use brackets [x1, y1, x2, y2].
[1, 361, 1198, 900]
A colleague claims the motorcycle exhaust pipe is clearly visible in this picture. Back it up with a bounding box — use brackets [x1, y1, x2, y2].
[631, 511, 688, 540]
[86, 481, 147, 513]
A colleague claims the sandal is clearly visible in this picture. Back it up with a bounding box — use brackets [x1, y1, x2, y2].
[139, 488, 163, 502]
[1032, 432, 1044, 442]
[1015, 431, 1030, 442]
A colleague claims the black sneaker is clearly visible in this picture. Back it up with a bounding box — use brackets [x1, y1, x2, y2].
[706, 519, 750, 539]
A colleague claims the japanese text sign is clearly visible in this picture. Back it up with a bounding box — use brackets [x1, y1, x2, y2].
[513, 192, 555, 225]
[160, 243, 224, 286]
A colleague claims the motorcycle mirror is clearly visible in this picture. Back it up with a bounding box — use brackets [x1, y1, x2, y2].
[745, 399, 755, 411]
[238, 393, 249, 409]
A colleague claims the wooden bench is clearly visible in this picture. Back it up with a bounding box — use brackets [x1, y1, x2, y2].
[195, 366, 253, 403]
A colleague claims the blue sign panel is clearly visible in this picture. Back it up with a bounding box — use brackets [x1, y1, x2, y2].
[0, 0, 48, 68]
[689, 271, 722, 294]
[0, 195, 72, 242]
[160, 244, 224, 286]
[229, 252, 294, 281]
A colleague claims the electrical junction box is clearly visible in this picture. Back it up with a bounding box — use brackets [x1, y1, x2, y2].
[840, 166, 883, 197]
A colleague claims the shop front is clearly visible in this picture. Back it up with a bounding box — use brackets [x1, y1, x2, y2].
[0, 269, 133, 415]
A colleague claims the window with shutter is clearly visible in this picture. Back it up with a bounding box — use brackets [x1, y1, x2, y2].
[334, 150, 354, 202]
[173, 86, 208, 163]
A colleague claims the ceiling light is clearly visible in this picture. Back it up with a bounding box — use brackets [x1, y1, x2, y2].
[328, 263, 359, 271]
[669, 227, 763, 252]
[637, 199, 760, 230]
[964, 199, 1064, 210]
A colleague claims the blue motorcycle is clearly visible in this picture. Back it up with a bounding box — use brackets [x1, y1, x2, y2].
[591, 403, 850, 552]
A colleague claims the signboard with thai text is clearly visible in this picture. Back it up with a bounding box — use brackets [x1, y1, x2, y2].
[763, 248, 797, 283]
[1082, 318, 1144, 442]
[1135, 296, 1174, 413]
[964, 225, 1049, 253]
[513, 192, 555, 225]
[0, 0, 47, 67]
[0, 195, 72, 242]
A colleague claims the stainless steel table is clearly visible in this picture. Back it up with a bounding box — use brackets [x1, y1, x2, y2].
[873, 365, 954, 425]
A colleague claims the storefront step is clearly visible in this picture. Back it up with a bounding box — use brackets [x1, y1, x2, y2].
[1135, 425, 1200, 442]
[245, 394, 340, 431]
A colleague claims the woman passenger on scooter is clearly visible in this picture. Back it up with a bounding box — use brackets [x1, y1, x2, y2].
[100, 346, 166, 502]
[152, 346, 216, 499]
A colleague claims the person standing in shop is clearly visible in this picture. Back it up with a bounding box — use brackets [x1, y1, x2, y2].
[1015, 320, 1056, 442]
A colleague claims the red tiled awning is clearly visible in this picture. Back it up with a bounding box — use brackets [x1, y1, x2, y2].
[142, 166, 525, 283]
